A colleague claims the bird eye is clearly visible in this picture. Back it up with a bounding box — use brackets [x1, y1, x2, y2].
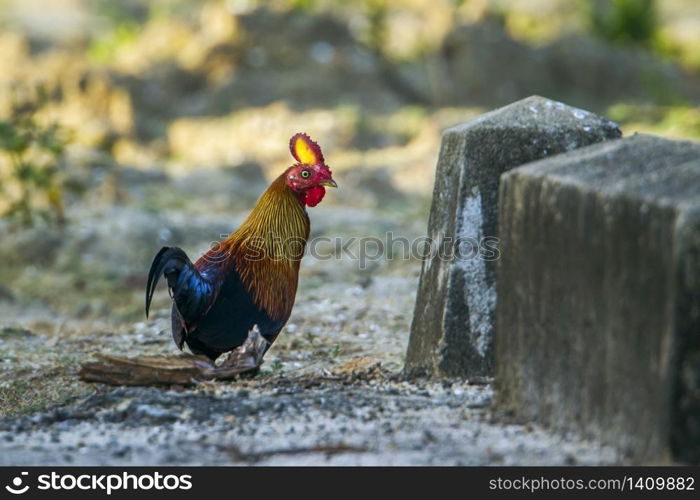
[301, 170, 310, 179]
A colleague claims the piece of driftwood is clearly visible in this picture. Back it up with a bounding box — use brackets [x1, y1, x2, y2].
[79, 326, 270, 386]
[79, 353, 210, 386]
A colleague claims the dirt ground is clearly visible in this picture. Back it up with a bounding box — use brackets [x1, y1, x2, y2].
[0, 280, 619, 465]
[1, 260, 618, 465]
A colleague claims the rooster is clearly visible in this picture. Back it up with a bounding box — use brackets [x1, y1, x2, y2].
[145, 133, 336, 374]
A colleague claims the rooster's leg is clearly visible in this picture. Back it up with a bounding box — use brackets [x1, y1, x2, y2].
[195, 325, 269, 379]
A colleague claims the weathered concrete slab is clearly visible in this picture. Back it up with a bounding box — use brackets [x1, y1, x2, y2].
[495, 134, 700, 463]
[405, 96, 621, 378]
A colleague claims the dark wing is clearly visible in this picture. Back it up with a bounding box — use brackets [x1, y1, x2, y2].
[145, 246, 219, 348]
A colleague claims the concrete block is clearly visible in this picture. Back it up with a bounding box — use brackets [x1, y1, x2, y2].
[405, 96, 621, 378]
[495, 134, 700, 463]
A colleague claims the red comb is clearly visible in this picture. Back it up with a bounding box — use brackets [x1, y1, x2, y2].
[289, 133, 325, 165]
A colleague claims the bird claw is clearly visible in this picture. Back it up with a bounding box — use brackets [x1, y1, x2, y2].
[197, 325, 269, 379]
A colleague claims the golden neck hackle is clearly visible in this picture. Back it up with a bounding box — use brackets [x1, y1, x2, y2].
[223, 174, 310, 321]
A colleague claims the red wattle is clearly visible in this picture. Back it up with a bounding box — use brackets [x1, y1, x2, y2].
[303, 186, 326, 207]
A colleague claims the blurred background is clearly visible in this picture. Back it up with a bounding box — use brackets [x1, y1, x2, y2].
[0, 0, 699, 415]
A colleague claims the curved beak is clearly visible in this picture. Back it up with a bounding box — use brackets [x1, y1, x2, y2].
[319, 179, 338, 188]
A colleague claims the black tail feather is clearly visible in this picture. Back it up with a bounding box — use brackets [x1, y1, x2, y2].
[146, 246, 169, 318]
[145, 244, 217, 347]
[145, 246, 190, 318]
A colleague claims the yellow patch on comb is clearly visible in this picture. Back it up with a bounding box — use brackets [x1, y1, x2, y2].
[290, 133, 325, 165]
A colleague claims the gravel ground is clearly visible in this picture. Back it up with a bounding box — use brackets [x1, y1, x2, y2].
[0, 374, 619, 466]
[0, 266, 621, 466]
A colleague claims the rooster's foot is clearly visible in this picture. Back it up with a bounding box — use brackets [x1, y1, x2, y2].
[195, 325, 269, 379]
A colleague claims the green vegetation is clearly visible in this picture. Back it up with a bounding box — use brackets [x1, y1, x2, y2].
[364, 0, 388, 53]
[0, 373, 90, 418]
[0, 88, 70, 227]
[0, 329, 90, 417]
[270, 358, 285, 374]
[608, 103, 700, 140]
[87, 0, 192, 64]
[88, 22, 141, 64]
[584, 0, 657, 46]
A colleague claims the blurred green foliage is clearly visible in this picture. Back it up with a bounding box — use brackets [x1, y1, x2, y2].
[87, 0, 192, 64]
[282, 0, 392, 56]
[286, 0, 319, 11]
[0, 88, 70, 226]
[88, 22, 141, 64]
[87, 0, 147, 64]
[584, 0, 657, 46]
[364, 0, 388, 53]
[608, 103, 700, 140]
